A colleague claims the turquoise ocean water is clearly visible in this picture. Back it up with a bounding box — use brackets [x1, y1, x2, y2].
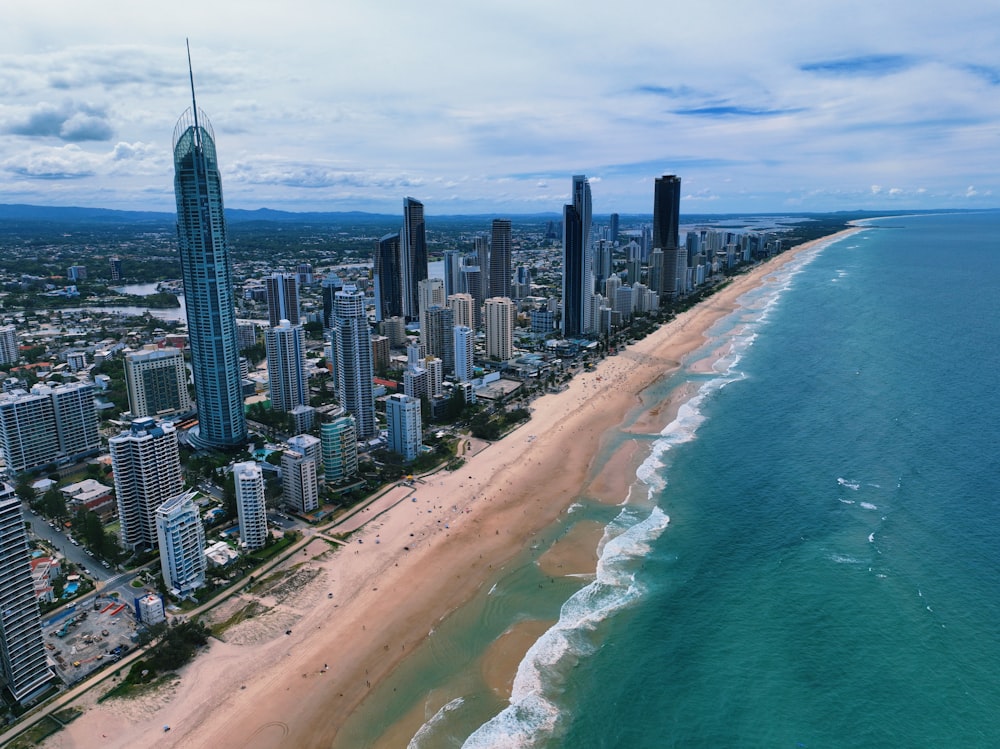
[340, 212, 1000, 748]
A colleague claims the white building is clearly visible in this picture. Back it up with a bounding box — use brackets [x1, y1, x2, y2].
[484, 297, 516, 362]
[135, 593, 166, 625]
[265, 320, 307, 413]
[155, 490, 206, 596]
[0, 382, 98, 474]
[331, 288, 377, 440]
[282, 450, 318, 514]
[233, 461, 267, 551]
[0, 325, 18, 366]
[453, 325, 475, 381]
[110, 418, 183, 551]
[287, 433, 321, 467]
[0, 483, 51, 702]
[386, 393, 422, 461]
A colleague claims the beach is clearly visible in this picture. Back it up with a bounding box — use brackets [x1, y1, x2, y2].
[41, 228, 861, 749]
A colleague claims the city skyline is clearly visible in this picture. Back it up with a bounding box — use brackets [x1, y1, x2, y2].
[0, 2, 997, 215]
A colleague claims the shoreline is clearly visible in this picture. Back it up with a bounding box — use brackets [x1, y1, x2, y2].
[41, 226, 863, 749]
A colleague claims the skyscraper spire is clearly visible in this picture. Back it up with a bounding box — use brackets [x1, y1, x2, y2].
[186, 39, 201, 149]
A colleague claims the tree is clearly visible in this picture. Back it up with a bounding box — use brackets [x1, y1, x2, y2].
[14, 477, 36, 505]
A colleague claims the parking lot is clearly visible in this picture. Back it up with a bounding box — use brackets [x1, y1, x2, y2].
[43, 594, 141, 684]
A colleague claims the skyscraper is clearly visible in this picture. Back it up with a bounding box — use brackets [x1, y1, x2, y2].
[321, 273, 344, 331]
[485, 297, 516, 362]
[489, 219, 512, 299]
[331, 288, 377, 440]
[0, 325, 18, 366]
[609, 213, 620, 245]
[447, 293, 476, 330]
[233, 461, 267, 551]
[386, 393, 421, 461]
[453, 325, 475, 381]
[321, 416, 358, 484]
[562, 175, 594, 338]
[282, 449, 318, 514]
[0, 482, 51, 703]
[266, 272, 300, 327]
[417, 277, 445, 352]
[423, 305, 455, 374]
[124, 346, 192, 419]
[172, 48, 246, 448]
[156, 490, 206, 595]
[653, 174, 682, 301]
[374, 233, 402, 322]
[110, 418, 183, 551]
[265, 320, 307, 413]
[401, 198, 428, 319]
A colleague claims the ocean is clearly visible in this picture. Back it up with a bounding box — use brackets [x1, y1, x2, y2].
[337, 211, 1000, 748]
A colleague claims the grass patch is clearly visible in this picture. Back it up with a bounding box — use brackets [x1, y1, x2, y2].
[99, 672, 179, 703]
[52, 707, 82, 724]
[210, 600, 269, 638]
[6, 715, 64, 749]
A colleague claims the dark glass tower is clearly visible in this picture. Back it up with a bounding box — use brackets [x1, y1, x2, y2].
[374, 232, 402, 322]
[172, 47, 247, 448]
[562, 175, 592, 337]
[653, 174, 682, 301]
[489, 218, 512, 299]
[401, 197, 428, 319]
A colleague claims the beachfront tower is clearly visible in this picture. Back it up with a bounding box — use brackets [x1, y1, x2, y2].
[233, 461, 267, 551]
[156, 490, 206, 596]
[331, 288, 377, 440]
[386, 393, 422, 462]
[110, 418, 183, 552]
[172, 45, 246, 448]
[401, 198, 428, 320]
[321, 416, 358, 485]
[282, 449, 319, 514]
[485, 297, 516, 362]
[453, 325, 475, 381]
[562, 175, 594, 337]
[0, 483, 52, 703]
[489, 219, 512, 299]
[653, 174, 682, 302]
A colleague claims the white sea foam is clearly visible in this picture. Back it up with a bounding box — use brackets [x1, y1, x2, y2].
[838, 498, 856, 505]
[566, 502, 583, 514]
[868, 532, 875, 543]
[860, 502, 878, 511]
[461, 507, 670, 748]
[837, 477, 861, 491]
[407, 697, 465, 749]
[830, 553, 863, 564]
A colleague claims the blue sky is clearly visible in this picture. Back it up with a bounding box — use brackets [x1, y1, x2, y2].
[1, 0, 997, 214]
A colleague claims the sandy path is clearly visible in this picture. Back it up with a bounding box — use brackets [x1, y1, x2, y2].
[43, 228, 860, 749]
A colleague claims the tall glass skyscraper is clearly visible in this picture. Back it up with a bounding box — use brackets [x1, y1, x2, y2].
[562, 175, 593, 337]
[401, 197, 428, 319]
[653, 174, 682, 301]
[489, 218, 512, 299]
[172, 57, 247, 448]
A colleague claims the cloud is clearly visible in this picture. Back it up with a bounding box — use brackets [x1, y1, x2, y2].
[965, 186, 978, 197]
[4, 100, 113, 141]
[673, 105, 804, 118]
[800, 54, 919, 76]
[2, 144, 97, 179]
[963, 64, 1000, 86]
[870, 185, 883, 194]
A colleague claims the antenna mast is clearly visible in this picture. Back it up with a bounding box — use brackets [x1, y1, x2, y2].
[186, 38, 201, 148]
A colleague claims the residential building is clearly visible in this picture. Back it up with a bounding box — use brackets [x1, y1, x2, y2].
[266, 272, 299, 327]
[447, 293, 475, 330]
[288, 433, 321, 467]
[562, 175, 593, 337]
[237, 321, 258, 351]
[321, 273, 344, 330]
[110, 257, 124, 282]
[0, 383, 98, 474]
[374, 233, 402, 322]
[265, 320, 307, 413]
[331, 288, 377, 439]
[0, 483, 51, 703]
[321, 416, 358, 484]
[110, 418, 183, 551]
[489, 219, 512, 299]
[124, 346, 192, 419]
[401, 197, 428, 319]
[453, 325, 475, 381]
[423, 305, 455, 374]
[418, 277, 445, 352]
[485, 297, 516, 362]
[653, 174, 682, 301]
[282, 449, 318, 514]
[386, 393, 421, 461]
[0, 325, 16, 366]
[156, 490, 206, 596]
[172, 73, 247, 448]
[233, 461, 267, 551]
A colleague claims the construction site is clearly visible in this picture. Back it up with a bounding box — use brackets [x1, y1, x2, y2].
[42, 594, 142, 684]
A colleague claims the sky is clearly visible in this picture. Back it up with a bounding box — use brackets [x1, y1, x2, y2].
[1, 0, 998, 215]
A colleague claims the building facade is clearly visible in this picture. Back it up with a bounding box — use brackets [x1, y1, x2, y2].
[172, 92, 247, 448]
[401, 198, 428, 319]
[0, 383, 98, 474]
[110, 418, 184, 551]
[321, 416, 358, 484]
[653, 174, 682, 301]
[453, 325, 475, 381]
[0, 325, 18, 367]
[281, 449, 318, 514]
[266, 272, 299, 327]
[233, 461, 267, 551]
[485, 297, 516, 362]
[386, 393, 422, 462]
[265, 320, 307, 413]
[331, 288, 377, 440]
[124, 346, 192, 419]
[156, 490, 206, 596]
[0, 483, 51, 703]
[489, 218, 512, 299]
[562, 175, 593, 337]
